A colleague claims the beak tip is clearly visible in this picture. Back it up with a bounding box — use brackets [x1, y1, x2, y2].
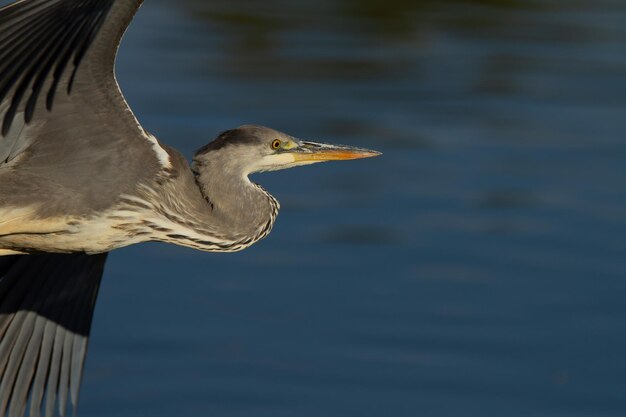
[354, 149, 382, 160]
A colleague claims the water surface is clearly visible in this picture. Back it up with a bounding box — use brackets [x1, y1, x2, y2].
[11, 0, 626, 416]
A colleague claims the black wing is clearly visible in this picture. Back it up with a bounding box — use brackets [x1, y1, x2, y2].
[0, 253, 107, 417]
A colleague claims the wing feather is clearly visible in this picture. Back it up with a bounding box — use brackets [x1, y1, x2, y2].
[29, 320, 55, 417]
[0, 253, 107, 417]
[43, 326, 63, 417]
[0, 0, 164, 217]
[8, 316, 44, 417]
[0, 0, 119, 135]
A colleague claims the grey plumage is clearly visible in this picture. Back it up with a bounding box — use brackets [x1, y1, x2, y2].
[0, 0, 380, 416]
[0, 0, 160, 216]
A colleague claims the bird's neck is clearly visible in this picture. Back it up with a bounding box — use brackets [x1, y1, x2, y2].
[185, 157, 279, 252]
[130, 148, 279, 252]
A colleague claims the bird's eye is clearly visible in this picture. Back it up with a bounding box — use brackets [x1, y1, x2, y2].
[271, 139, 281, 150]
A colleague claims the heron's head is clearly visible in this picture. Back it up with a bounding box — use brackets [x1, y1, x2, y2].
[193, 125, 380, 176]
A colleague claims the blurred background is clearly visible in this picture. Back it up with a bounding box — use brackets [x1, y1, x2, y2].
[49, 0, 626, 416]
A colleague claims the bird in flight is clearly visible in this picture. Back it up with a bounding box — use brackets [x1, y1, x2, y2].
[0, 1, 379, 416]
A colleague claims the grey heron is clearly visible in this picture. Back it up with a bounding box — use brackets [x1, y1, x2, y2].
[0, 1, 380, 416]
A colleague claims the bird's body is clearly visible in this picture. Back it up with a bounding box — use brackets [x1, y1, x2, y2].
[0, 1, 379, 416]
[0, 134, 279, 255]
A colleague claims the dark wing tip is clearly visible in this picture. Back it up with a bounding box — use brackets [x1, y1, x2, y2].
[0, 0, 144, 136]
[0, 253, 107, 417]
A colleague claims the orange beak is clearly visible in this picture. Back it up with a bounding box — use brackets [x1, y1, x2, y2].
[291, 141, 381, 163]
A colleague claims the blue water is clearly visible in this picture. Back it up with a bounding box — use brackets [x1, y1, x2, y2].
[22, 0, 626, 416]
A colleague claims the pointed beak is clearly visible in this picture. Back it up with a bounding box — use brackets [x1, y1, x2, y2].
[290, 141, 382, 163]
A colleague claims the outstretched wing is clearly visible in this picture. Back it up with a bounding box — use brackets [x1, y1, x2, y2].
[0, 253, 107, 417]
[0, 0, 169, 215]
[0, 2, 157, 416]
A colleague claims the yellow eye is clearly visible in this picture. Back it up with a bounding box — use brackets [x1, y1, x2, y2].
[271, 139, 281, 150]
